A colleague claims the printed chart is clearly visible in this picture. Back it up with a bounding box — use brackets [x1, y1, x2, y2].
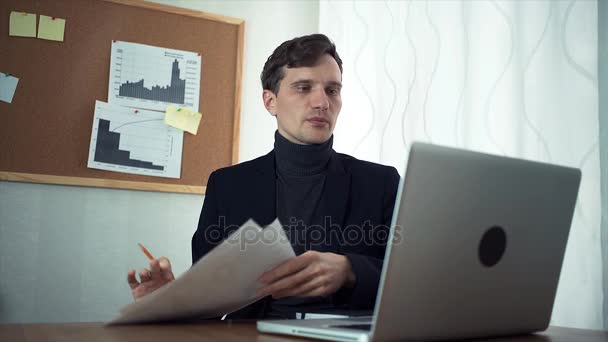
[87, 101, 183, 178]
[108, 41, 201, 112]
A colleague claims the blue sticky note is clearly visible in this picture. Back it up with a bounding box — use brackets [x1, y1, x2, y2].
[0, 73, 20, 103]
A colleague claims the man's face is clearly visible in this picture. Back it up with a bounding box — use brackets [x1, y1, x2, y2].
[263, 54, 342, 145]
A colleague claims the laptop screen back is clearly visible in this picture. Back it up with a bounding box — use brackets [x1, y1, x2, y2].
[372, 143, 581, 341]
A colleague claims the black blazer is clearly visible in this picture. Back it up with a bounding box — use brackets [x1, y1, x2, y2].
[192, 150, 400, 318]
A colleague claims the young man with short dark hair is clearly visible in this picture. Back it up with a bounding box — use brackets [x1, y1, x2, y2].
[127, 34, 400, 319]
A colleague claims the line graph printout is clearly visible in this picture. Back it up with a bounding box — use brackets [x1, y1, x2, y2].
[109, 41, 201, 112]
[87, 101, 183, 178]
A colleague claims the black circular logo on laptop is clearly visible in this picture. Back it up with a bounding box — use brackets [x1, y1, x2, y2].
[478, 226, 507, 267]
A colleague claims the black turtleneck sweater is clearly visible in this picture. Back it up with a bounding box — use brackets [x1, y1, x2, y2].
[269, 131, 335, 318]
[274, 130, 333, 256]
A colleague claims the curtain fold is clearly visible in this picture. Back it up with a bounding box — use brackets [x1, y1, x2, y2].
[320, 0, 602, 330]
[598, 0, 608, 331]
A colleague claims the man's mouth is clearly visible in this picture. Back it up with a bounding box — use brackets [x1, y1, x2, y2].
[306, 117, 329, 124]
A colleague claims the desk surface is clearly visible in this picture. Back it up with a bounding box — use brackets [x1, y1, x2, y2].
[0, 321, 606, 342]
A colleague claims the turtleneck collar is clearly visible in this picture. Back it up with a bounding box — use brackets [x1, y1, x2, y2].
[274, 130, 334, 177]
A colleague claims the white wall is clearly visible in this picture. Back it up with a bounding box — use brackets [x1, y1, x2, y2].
[0, 0, 318, 323]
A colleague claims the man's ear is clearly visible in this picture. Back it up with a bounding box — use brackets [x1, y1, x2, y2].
[263, 90, 277, 116]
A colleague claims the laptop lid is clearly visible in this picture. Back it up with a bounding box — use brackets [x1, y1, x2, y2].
[371, 142, 581, 340]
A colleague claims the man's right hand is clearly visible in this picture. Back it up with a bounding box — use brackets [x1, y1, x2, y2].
[127, 257, 175, 301]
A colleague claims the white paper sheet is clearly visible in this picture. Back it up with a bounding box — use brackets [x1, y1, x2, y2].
[109, 219, 294, 324]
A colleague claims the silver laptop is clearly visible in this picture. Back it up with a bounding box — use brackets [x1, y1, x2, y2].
[257, 142, 581, 341]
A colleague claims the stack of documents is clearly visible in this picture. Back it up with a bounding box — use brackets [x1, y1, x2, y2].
[109, 219, 294, 324]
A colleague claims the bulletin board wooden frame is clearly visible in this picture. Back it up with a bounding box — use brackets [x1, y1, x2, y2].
[0, 0, 244, 194]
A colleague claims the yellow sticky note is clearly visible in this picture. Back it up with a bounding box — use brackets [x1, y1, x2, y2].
[9, 12, 36, 37]
[37, 15, 66, 41]
[165, 106, 203, 135]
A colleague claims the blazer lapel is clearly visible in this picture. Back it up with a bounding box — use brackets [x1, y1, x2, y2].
[249, 150, 277, 227]
[322, 153, 350, 230]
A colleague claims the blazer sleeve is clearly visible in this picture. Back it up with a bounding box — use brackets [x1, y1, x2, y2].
[190, 171, 272, 320]
[191, 171, 224, 264]
[335, 166, 400, 309]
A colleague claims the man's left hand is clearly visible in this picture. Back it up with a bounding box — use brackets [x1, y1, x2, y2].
[256, 251, 356, 299]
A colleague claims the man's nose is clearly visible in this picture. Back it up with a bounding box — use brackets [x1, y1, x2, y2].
[310, 88, 329, 111]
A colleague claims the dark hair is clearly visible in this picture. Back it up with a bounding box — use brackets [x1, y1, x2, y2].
[260, 33, 343, 94]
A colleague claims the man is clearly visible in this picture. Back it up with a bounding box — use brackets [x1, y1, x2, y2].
[127, 34, 400, 319]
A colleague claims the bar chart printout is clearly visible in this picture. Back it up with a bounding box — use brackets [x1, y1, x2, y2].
[109, 41, 201, 112]
[87, 101, 183, 178]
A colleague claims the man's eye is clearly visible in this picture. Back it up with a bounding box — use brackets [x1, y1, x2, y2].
[327, 88, 340, 96]
[296, 86, 310, 92]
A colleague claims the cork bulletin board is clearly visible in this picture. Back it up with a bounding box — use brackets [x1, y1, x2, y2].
[0, 0, 244, 194]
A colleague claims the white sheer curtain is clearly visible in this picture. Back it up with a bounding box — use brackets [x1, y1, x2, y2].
[321, 0, 602, 330]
